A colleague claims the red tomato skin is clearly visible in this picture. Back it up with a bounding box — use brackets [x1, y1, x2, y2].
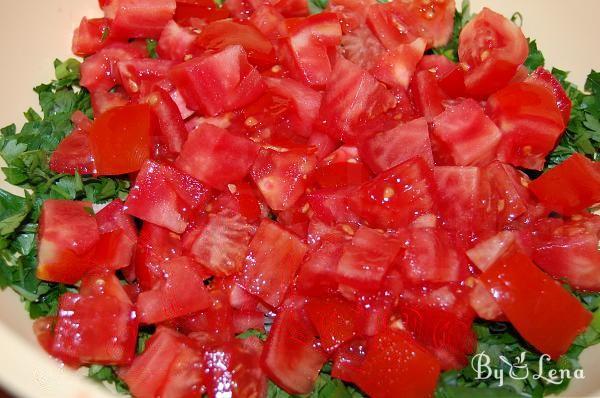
[175, 123, 259, 190]
[136, 256, 211, 324]
[355, 329, 441, 398]
[306, 296, 358, 351]
[239, 220, 308, 307]
[360, 117, 434, 173]
[169, 45, 266, 116]
[458, 7, 529, 99]
[488, 82, 565, 171]
[52, 293, 137, 365]
[261, 304, 327, 395]
[89, 104, 153, 175]
[336, 226, 403, 291]
[431, 98, 502, 166]
[526, 67, 572, 125]
[72, 17, 114, 57]
[80, 271, 132, 304]
[529, 153, 600, 215]
[296, 238, 345, 296]
[37, 200, 99, 284]
[481, 248, 592, 359]
[350, 157, 436, 229]
[110, 0, 176, 40]
[157, 20, 198, 61]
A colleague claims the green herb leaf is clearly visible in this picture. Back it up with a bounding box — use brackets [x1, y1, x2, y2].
[525, 39, 545, 70]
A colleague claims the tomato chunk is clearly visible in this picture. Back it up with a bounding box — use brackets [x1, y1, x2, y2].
[318, 55, 397, 143]
[49, 114, 96, 175]
[353, 329, 441, 398]
[529, 153, 600, 215]
[169, 45, 265, 116]
[487, 82, 565, 170]
[261, 303, 327, 394]
[52, 293, 137, 365]
[371, 38, 426, 89]
[458, 8, 528, 98]
[175, 123, 259, 190]
[306, 295, 358, 351]
[360, 117, 433, 173]
[336, 227, 402, 291]
[37, 200, 99, 284]
[89, 104, 153, 175]
[350, 157, 436, 229]
[481, 248, 592, 359]
[183, 210, 253, 277]
[251, 148, 317, 211]
[431, 98, 502, 166]
[136, 256, 211, 324]
[110, 0, 176, 39]
[72, 17, 114, 57]
[239, 220, 307, 307]
[526, 67, 572, 125]
[528, 216, 600, 291]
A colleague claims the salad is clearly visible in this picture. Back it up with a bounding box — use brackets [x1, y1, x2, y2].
[0, 0, 599, 397]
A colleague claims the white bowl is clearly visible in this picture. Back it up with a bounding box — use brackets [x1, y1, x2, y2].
[0, 1, 598, 397]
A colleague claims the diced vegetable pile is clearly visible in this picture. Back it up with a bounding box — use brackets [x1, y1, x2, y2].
[1, 0, 600, 397]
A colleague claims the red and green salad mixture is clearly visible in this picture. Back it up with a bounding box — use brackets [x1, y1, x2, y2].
[0, 0, 599, 397]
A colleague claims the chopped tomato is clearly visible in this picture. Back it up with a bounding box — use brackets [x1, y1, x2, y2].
[72, 17, 114, 57]
[528, 216, 600, 291]
[282, 13, 342, 87]
[80, 271, 132, 304]
[169, 45, 265, 116]
[174, 0, 231, 25]
[410, 69, 449, 122]
[196, 20, 275, 68]
[526, 67, 572, 124]
[137, 256, 211, 324]
[354, 329, 441, 398]
[350, 157, 436, 229]
[80, 42, 147, 92]
[261, 303, 327, 394]
[360, 117, 434, 173]
[431, 98, 502, 166]
[89, 104, 153, 175]
[306, 295, 358, 351]
[157, 20, 197, 61]
[371, 38, 426, 88]
[529, 153, 600, 214]
[249, 5, 288, 41]
[183, 210, 253, 276]
[251, 147, 317, 211]
[318, 55, 397, 143]
[49, 115, 96, 175]
[296, 238, 344, 296]
[336, 226, 402, 291]
[458, 8, 528, 98]
[125, 161, 192, 233]
[117, 58, 174, 98]
[175, 123, 259, 190]
[239, 220, 307, 307]
[52, 293, 137, 365]
[109, 0, 176, 39]
[122, 327, 190, 398]
[466, 230, 517, 272]
[398, 227, 467, 283]
[481, 248, 592, 359]
[37, 200, 99, 284]
[488, 82, 566, 170]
